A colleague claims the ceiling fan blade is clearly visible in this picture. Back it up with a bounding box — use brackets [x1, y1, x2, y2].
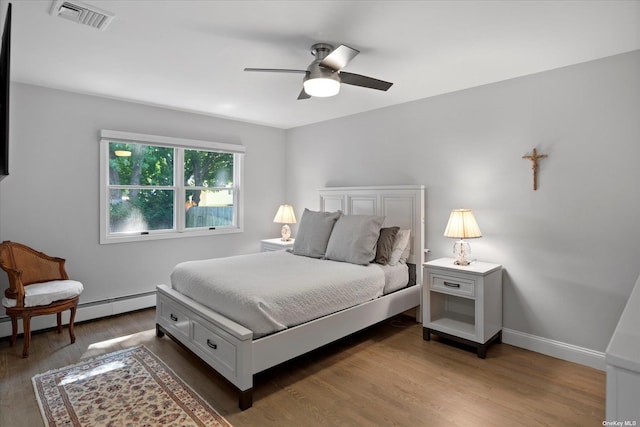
[297, 88, 311, 100]
[339, 72, 393, 91]
[320, 44, 359, 71]
[244, 68, 307, 74]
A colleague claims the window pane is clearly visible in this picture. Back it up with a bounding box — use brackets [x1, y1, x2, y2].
[184, 150, 233, 187]
[185, 189, 234, 228]
[109, 142, 174, 186]
[109, 188, 174, 233]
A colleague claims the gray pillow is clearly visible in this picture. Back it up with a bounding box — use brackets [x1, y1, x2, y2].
[375, 226, 400, 265]
[292, 209, 342, 258]
[325, 214, 385, 265]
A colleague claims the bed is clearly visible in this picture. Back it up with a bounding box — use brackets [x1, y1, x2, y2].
[156, 185, 425, 409]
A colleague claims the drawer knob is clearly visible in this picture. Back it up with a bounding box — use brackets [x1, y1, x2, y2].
[444, 281, 460, 288]
[170, 314, 178, 322]
[207, 339, 218, 350]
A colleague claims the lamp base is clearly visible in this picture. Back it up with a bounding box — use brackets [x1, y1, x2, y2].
[280, 224, 291, 241]
[452, 239, 473, 266]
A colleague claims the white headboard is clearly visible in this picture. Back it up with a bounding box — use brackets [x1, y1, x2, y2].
[318, 185, 425, 284]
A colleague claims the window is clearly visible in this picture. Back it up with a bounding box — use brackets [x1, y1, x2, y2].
[100, 130, 244, 244]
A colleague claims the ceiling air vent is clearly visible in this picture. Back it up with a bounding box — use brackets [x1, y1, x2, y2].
[49, 0, 114, 31]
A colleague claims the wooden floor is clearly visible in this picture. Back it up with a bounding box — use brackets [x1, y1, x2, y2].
[0, 309, 605, 426]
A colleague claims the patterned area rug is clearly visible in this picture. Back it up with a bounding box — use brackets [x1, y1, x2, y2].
[32, 345, 232, 427]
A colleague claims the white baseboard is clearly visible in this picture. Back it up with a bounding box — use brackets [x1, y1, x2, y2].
[502, 328, 606, 371]
[0, 292, 156, 339]
[1, 295, 606, 372]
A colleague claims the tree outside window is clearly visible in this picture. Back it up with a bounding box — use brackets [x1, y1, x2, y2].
[100, 130, 244, 244]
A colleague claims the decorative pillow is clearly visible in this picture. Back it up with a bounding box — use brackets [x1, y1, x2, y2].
[401, 233, 412, 261]
[325, 214, 385, 265]
[388, 229, 411, 266]
[374, 226, 400, 265]
[292, 209, 342, 258]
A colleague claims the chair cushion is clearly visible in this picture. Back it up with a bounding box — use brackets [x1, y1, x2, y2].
[2, 280, 83, 308]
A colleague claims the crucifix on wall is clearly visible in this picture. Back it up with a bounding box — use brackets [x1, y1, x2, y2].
[522, 148, 548, 191]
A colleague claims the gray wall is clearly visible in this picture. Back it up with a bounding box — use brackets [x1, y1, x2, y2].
[286, 50, 640, 353]
[2, 50, 638, 356]
[0, 83, 287, 304]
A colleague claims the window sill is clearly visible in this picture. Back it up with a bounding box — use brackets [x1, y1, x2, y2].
[99, 226, 242, 244]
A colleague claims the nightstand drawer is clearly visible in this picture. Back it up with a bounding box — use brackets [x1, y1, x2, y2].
[431, 274, 475, 297]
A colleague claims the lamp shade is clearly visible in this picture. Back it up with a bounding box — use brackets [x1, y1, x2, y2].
[273, 204, 296, 224]
[443, 209, 482, 239]
[303, 76, 340, 97]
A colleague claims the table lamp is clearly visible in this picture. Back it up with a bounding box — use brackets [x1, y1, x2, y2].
[443, 209, 482, 266]
[273, 204, 296, 241]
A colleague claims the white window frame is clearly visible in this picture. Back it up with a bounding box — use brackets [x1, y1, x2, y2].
[99, 129, 244, 244]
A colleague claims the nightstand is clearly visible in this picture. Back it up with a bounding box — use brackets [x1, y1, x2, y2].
[260, 238, 295, 252]
[422, 257, 502, 358]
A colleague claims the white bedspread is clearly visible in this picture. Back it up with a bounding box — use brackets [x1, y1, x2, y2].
[170, 251, 386, 338]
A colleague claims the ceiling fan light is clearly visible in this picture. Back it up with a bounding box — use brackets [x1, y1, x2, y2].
[303, 77, 340, 97]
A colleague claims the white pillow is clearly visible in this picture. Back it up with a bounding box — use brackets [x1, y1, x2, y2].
[388, 229, 411, 266]
[325, 214, 385, 265]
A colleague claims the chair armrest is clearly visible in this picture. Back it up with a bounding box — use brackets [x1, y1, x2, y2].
[1, 265, 26, 306]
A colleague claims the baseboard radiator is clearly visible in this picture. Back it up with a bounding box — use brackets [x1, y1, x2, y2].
[0, 290, 605, 371]
[0, 291, 156, 339]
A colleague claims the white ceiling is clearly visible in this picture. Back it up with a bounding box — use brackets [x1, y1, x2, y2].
[8, 0, 640, 129]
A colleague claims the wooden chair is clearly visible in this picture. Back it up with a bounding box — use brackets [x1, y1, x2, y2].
[0, 241, 83, 357]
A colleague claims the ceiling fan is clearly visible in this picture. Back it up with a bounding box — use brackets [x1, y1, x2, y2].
[244, 43, 393, 100]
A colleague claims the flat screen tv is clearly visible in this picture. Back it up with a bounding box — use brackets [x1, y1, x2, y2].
[0, 3, 10, 180]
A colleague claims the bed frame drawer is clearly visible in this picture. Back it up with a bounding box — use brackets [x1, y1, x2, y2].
[193, 320, 237, 374]
[158, 299, 191, 339]
[431, 273, 475, 298]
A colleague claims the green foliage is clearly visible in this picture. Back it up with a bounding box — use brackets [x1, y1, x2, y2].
[184, 150, 233, 206]
[109, 196, 133, 230]
[184, 150, 233, 187]
[109, 143, 173, 186]
[108, 142, 234, 232]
